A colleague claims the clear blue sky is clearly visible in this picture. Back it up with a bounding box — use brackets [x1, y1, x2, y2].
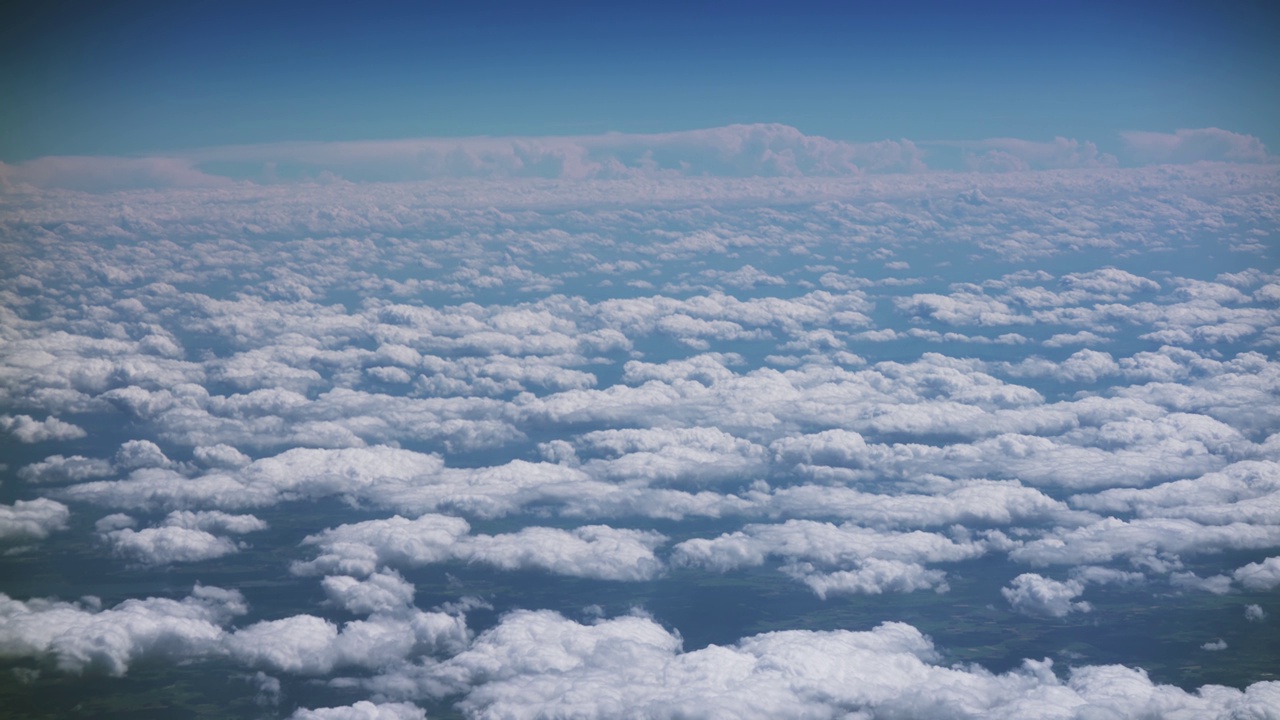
[2, 0, 1277, 160]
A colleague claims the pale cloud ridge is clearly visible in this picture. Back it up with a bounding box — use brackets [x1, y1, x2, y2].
[0, 123, 1271, 191]
[1120, 128, 1273, 165]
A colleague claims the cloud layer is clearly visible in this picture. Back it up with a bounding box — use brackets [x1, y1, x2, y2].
[0, 132, 1277, 716]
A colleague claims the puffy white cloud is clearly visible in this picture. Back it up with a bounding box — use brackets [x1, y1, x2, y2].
[459, 525, 667, 581]
[294, 514, 666, 582]
[765, 477, 1092, 529]
[114, 439, 173, 469]
[322, 571, 416, 615]
[674, 520, 983, 572]
[1114, 352, 1280, 436]
[100, 511, 266, 565]
[1171, 572, 1234, 595]
[0, 498, 70, 541]
[161, 510, 268, 534]
[192, 444, 252, 469]
[17, 454, 114, 484]
[225, 608, 469, 675]
[1061, 267, 1162, 298]
[761, 407, 1245, 494]
[373, 609, 1280, 719]
[1072, 461, 1280, 525]
[1069, 566, 1146, 587]
[1002, 574, 1091, 618]
[292, 514, 468, 577]
[0, 585, 246, 675]
[1012, 518, 1280, 567]
[1245, 604, 1267, 622]
[225, 616, 367, 675]
[895, 291, 1031, 326]
[672, 520, 982, 595]
[60, 446, 447, 512]
[784, 558, 950, 598]
[527, 355, 1084, 450]
[576, 426, 768, 488]
[859, 411, 1255, 491]
[103, 526, 240, 565]
[0, 414, 86, 443]
[1042, 331, 1111, 348]
[1233, 557, 1280, 591]
[289, 702, 426, 720]
[94, 513, 136, 532]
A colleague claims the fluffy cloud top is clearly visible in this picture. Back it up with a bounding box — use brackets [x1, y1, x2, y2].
[385, 610, 1280, 720]
[1002, 574, 1091, 618]
[99, 511, 267, 565]
[289, 702, 426, 720]
[1233, 556, 1280, 591]
[294, 514, 666, 582]
[0, 414, 86, 443]
[0, 585, 246, 675]
[0, 498, 70, 541]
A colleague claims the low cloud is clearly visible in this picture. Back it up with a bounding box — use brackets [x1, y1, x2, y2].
[371, 610, 1280, 719]
[0, 499, 70, 541]
[289, 702, 426, 720]
[99, 511, 267, 565]
[293, 514, 667, 582]
[1002, 573, 1091, 617]
[1, 415, 86, 443]
[0, 585, 246, 675]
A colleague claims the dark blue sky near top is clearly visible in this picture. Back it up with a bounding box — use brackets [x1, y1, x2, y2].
[1, 0, 1277, 160]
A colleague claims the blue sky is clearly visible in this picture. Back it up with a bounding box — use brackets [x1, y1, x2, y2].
[2, 0, 1277, 160]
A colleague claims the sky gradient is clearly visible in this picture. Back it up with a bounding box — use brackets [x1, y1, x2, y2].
[2, 0, 1278, 160]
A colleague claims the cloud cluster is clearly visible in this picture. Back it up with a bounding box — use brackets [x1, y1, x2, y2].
[368, 610, 1280, 719]
[0, 582, 471, 681]
[294, 514, 666, 582]
[673, 519, 982, 596]
[0, 585, 246, 675]
[99, 510, 267, 565]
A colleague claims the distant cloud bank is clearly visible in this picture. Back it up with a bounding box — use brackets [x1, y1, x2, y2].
[0, 124, 1272, 192]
